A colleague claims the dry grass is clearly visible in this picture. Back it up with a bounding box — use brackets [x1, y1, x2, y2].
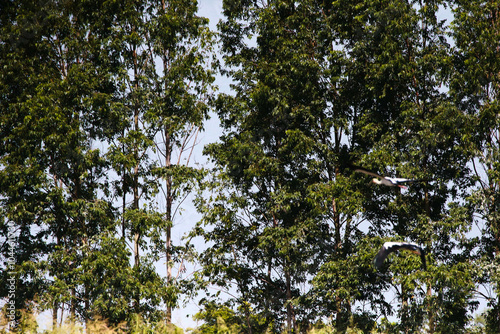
[0, 309, 184, 334]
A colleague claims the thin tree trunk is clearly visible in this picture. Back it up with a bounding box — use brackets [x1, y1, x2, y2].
[285, 269, 293, 333]
[122, 129, 127, 240]
[401, 283, 409, 334]
[164, 128, 173, 324]
[52, 300, 58, 328]
[159, 0, 173, 321]
[70, 289, 76, 321]
[131, 43, 141, 313]
[132, 43, 140, 269]
[133, 130, 140, 269]
[424, 187, 434, 333]
[53, 233, 60, 328]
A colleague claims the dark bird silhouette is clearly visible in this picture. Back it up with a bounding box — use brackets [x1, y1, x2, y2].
[353, 166, 416, 189]
[374, 242, 426, 270]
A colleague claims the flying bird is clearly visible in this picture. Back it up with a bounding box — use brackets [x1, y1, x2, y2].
[353, 167, 416, 189]
[374, 241, 426, 270]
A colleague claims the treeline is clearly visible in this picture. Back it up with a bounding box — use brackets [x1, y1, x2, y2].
[0, 0, 499, 333]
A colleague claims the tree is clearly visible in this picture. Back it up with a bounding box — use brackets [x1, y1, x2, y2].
[0, 0, 125, 325]
[0, 0, 214, 327]
[145, 0, 215, 323]
[196, 0, 360, 332]
[106, 0, 215, 324]
[336, 0, 478, 332]
[450, 0, 500, 332]
[197, 0, 479, 333]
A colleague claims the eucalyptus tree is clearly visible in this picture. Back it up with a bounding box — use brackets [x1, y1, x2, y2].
[141, 0, 215, 323]
[307, 0, 478, 332]
[0, 0, 214, 327]
[0, 0, 129, 325]
[105, 0, 167, 317]
[450, 1, 500, 332]
[194, 0, 371, 332]
[106, 0, 215, 324]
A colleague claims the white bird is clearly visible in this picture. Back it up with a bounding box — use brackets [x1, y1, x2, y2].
[374, 241, 426, 270]
[354, 167, 416, 189]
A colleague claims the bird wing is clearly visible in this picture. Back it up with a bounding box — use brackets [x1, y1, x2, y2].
[354, 168, 384, 179]
[395, 242, 421, 254]
[374, 242, 406, 269]
[388, 177, 416, 184]
[353, 166, 419, 188]
[374, 245, 390, 269]
[374, 242, 426, 270]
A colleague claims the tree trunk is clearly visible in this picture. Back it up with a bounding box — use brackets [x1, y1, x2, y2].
[285, 268, 296, 333]
[165, 129, 173, 324]
[132, 44, 141, 313]
[401, 283, 409, 334]
[424, 187, 434, 333]
[53, 286, 58, 328]
[132, 43, 140, 269]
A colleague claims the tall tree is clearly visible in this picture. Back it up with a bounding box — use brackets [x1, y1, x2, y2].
[450, 0, 500, 332]
[337, 0, 478, 332]
[105, 0, 164, 316]
[0, 0, 127, 326]
[145, 0, 215, 323]
[196, 0, 354, 332]
[0, 0, 214, 327]
[106, 0, 215, 324]
[197, 0, 479, 333]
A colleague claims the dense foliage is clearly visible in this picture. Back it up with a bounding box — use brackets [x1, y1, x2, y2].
[0, 0, 499, 333]
[0, 0, 214, 329]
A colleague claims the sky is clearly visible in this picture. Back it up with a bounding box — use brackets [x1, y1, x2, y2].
[168, 0, 226, 329]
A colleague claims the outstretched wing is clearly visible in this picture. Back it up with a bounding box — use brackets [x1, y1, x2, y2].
[374, 244, 391, 269]
[353, 167, 384, 179]
[374, 242, 404, 268]
[374, 242, 426, 270]
[389, 177, 416, 184]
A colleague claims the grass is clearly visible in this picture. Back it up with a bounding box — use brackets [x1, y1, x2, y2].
[0, 310, 184, 334]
